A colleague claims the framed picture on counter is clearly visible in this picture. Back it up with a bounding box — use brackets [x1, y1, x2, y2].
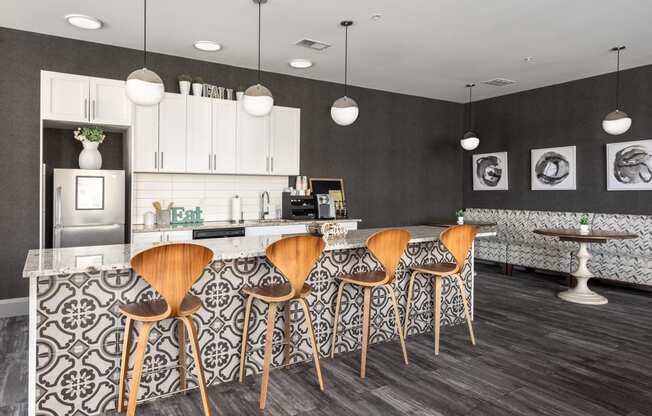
[309, 177, 346, 204]
[472, 152, 509, 191]
[606, 139, 652, 191]
[531, 145, 576, 190]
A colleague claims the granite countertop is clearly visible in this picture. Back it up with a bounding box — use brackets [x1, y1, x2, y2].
[23, 225, 447, 278]
[132, 218, 362, 233]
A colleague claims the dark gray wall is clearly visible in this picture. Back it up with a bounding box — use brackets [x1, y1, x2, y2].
[0, 27, 463, 299]
[463, 64, 652, 214]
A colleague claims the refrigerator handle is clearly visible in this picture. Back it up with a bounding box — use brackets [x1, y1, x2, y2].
[55, 186, 63, 227]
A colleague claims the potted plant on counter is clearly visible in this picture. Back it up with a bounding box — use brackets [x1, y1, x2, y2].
[74, 126, 105, 169]
[579, 214, 591, 234]
[178, 74, 192, 95]
[456, 209, 465, 224]
[192, 77, 205, 96]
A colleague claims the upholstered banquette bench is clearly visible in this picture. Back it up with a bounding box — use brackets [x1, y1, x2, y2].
[465, 208, 652, 287]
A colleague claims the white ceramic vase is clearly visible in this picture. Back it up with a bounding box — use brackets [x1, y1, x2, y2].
[192, 83, 203, 96]
[179, 81, 191, 95]
[79, 141, 102, 170]
[579, 224, 590, 234]
[457, 217, 464, 225]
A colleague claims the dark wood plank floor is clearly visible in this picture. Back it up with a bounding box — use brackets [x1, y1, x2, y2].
[3, 265, 652, 415]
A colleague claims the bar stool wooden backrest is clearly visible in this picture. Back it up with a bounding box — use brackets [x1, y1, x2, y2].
[440, 224, 477, 274]
[131, 243, 214, 317]
[366, 229, 411, 283]
[265, 235, 326, 298]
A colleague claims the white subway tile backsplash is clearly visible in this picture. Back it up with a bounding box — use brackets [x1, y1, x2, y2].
[132, 173, 289, 224]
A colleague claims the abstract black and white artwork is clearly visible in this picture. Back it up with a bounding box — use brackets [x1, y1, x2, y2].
[531, 146, 576, 190]
[607, 139, 652, 191]
[472, 152, 508, 191]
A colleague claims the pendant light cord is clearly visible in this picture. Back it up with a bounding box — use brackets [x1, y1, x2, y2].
[468, 86, 473, 130]
[143, 0, 147, 68]
[615, 48, 621, 110]
[257, 0, 261, 85]
[344, 24, 348, 97]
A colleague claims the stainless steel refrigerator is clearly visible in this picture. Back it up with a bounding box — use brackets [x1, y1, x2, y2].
[53, 168, 125, 248]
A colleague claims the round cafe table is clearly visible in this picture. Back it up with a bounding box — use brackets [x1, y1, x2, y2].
[533, 228, 638, 305]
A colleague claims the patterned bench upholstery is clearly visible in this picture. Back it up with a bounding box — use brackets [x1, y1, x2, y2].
[466, 208, 651, 286]
[464, 208, 507, 263]
[583, 214, 652, 285]
[507, 211, 590, 273]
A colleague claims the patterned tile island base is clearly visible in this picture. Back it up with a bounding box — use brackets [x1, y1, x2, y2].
[30, 233, 473, 415]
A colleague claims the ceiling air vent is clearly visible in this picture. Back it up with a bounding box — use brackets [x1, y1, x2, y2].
[295, 38, 331, 51]
[483, 78, 516, 87]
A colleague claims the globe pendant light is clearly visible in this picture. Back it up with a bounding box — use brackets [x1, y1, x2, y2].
[460, 83, 480, 150]
[331, 21, 359, 126]
[602, 46, 631, 135]
[243, 0, 274, 117]
[126, 0, 164, 106]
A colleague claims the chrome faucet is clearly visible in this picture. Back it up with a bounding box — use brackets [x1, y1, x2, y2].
[260, 190, 270, 220]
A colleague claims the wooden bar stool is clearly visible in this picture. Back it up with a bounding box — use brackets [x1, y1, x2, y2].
[239, 235, 325, 410]
[117, 243, 214, 416]
[404, 224, 477, 355]
[331, 229, 410, 378]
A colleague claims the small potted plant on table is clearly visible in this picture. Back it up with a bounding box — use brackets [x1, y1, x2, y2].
[456, 209, 465, 225]
[579, 214, 591, 234]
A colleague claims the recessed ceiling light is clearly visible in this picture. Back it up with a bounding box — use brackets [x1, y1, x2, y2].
[194, 41, 222, 52]
[65, 14, 103, 30]
[371, 13, 382, 21]
[524, 56, 535, 63]
[289, 58, 313, 69]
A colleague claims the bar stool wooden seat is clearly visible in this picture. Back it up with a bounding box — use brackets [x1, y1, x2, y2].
[117, 243, 214, 416]
[331, 229, 410, 378]
[239, 235, 325, 410]
[404, 224, 477, 355]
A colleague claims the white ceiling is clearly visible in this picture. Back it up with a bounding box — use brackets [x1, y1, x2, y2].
[2, 0, 652, 103]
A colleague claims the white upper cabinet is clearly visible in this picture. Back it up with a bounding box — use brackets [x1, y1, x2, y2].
[186, 96, 213, 173]
[270, 106, 300, 175]
[132, 104, 159, 172]
[212, 99, 237, 173]
[41, 71, 131, 127]
[236, 101, 270, 175]
[158, 93, 187, 173]
[89, 77, 131, 126]
[42, 71, 89, 123]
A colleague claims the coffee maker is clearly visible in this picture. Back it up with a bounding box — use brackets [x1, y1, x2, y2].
[315, 194, 336, 219]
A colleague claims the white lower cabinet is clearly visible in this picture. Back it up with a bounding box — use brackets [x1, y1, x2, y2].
[131, 230, 193, 244]
[245, 224, 309, 236]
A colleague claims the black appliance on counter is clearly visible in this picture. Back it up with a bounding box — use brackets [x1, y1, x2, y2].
[281, 192, 316, 220]
[193, 227, 245, 239]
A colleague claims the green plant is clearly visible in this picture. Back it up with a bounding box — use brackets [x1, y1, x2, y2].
[193, 77, 205, 84]
[455, 209, 465, 218]
[73, 126, 105, 143]
[579, 214, 590, 225]
[178, 74, 192, 82]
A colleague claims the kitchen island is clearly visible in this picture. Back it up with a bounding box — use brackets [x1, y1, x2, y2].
[24, 225, 475, 415]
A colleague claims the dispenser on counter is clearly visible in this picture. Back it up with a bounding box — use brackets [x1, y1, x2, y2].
[281, 192, 316, 220]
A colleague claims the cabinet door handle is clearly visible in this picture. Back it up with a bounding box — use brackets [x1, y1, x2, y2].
[161, 152, 164, 169]
[166, 233, 170, 242]
[209, 154, 212, 170]
[214, 154, 217, 171]
[84, 98, 88, 120]
[271, 156, 274, 172]
[266, 156, 269, 172]
[159, 234, 163, 243]
[154, 152, 158, 169]
[92, 100, 96, 120]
